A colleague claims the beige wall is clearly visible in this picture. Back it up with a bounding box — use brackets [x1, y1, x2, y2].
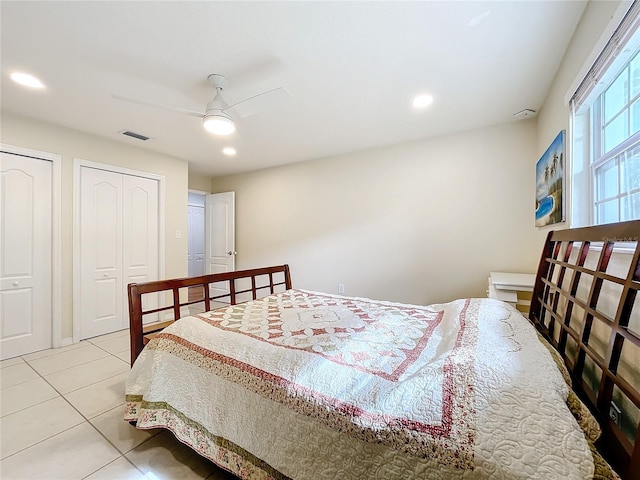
[188, 171, 213, 192]
[537, 0, 621, 159]
[1, 112, 189, 340]
[536, 1, 621, 231]
[212, 120, 540, 305]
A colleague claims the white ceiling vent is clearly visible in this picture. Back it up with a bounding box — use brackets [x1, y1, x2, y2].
[120, 130, 151, 141]
[512, 109, 537, 120]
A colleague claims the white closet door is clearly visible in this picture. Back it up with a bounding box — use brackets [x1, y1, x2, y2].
[0, 152, 52, 359]
[79, 168, 123, 339]
[122, 175, 159, 325]
[79, 166, 160, 339]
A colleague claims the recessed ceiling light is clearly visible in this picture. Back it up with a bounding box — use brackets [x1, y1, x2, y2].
[222, 147, 237, 156]
[467, 11, 491, 27]
[10, 72, 45, 89]
[412, 94, 434, 109]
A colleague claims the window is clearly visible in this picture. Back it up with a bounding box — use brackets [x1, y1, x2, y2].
[570, 2, 640, 226]
[592, 53, 640, 223]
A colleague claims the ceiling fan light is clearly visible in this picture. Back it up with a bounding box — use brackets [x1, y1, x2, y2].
[203, 113, 235, 135]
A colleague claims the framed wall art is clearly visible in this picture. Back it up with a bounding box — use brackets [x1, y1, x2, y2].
[535, 130, 566, 227]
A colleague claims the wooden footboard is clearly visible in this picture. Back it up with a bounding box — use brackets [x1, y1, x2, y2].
[529, 220, 640, 480]
[127, 265, 291, 365]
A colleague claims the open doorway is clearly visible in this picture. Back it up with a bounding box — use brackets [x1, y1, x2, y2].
[186, 190, 236, 310]
[187, 191, 206, 309]
[188, 191, 206, 278]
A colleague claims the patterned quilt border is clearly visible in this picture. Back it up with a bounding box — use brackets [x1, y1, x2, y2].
[125, 396, 291, 480]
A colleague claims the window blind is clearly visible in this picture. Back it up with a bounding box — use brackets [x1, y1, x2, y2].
[571, 0, 640, 110]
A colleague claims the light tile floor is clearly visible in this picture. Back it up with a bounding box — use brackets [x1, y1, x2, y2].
[1, 329, 237, 480]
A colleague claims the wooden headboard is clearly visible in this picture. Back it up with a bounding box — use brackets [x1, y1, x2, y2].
[529, 220, 640, 479]
[128, 265, 291, 365]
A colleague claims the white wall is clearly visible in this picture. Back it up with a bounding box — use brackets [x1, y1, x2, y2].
[1, 112, 189, 340]
[212, 120, 540, 305]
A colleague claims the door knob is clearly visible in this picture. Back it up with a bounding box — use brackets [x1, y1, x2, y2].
[104, 273, 109, 277]
[226, 251, 237, 256]
[12, 281, 19, 286]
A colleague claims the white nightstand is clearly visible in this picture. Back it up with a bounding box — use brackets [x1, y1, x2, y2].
[487, 272, 536, 314]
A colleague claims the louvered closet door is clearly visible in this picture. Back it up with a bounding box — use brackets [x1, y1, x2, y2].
[0, 152, 53, 359]
[79, 167, 159, 339]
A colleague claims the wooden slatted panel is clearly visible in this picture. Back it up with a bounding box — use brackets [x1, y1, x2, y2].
[530, 220, 640, 480]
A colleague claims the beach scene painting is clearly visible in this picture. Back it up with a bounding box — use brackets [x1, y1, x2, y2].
[535, 131, 565, 227]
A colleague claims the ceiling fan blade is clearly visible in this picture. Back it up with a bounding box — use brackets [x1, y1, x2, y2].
[111, 94, 204, 118]
[223, 87, 291, 118]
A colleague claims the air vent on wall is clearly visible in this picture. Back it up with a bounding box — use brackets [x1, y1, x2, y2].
[120, 130, 151, 141]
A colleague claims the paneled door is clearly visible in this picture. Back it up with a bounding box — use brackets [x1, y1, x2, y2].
[205, 192, 235, 299]
[0, 152, 52, 359]
[78, 166, 159, 339]
[188, 204, 205, 277]
[122, 174, 159, 326]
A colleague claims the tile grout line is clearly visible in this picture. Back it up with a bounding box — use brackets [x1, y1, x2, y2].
[79, 450, 146, 480]
[1, 347, 148, 476]
[24, 349, 113, 378]
[42, 356, 130, 396]
[2, 356, 128, 417]
[88, 340, 131, 360]
[0, 360, 81, 461]
[74, 343, 152, 479]
[2, 330, 163, 478]
[47, 344, 156, 478]
[18, 341, 89, 363]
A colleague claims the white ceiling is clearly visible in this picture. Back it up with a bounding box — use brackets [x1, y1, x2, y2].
[1, 1, 587, 177]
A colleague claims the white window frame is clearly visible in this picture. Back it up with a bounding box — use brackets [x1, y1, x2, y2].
[568, 0, 640, 227]
[590, 62, 640, 224]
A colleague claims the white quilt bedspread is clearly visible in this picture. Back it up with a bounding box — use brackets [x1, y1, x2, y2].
[125, 290, 599, 479]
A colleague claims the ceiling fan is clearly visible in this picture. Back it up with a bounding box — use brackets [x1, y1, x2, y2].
[112, 74, 289, 135]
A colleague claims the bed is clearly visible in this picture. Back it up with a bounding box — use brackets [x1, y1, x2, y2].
[125, 220, 640, 479]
